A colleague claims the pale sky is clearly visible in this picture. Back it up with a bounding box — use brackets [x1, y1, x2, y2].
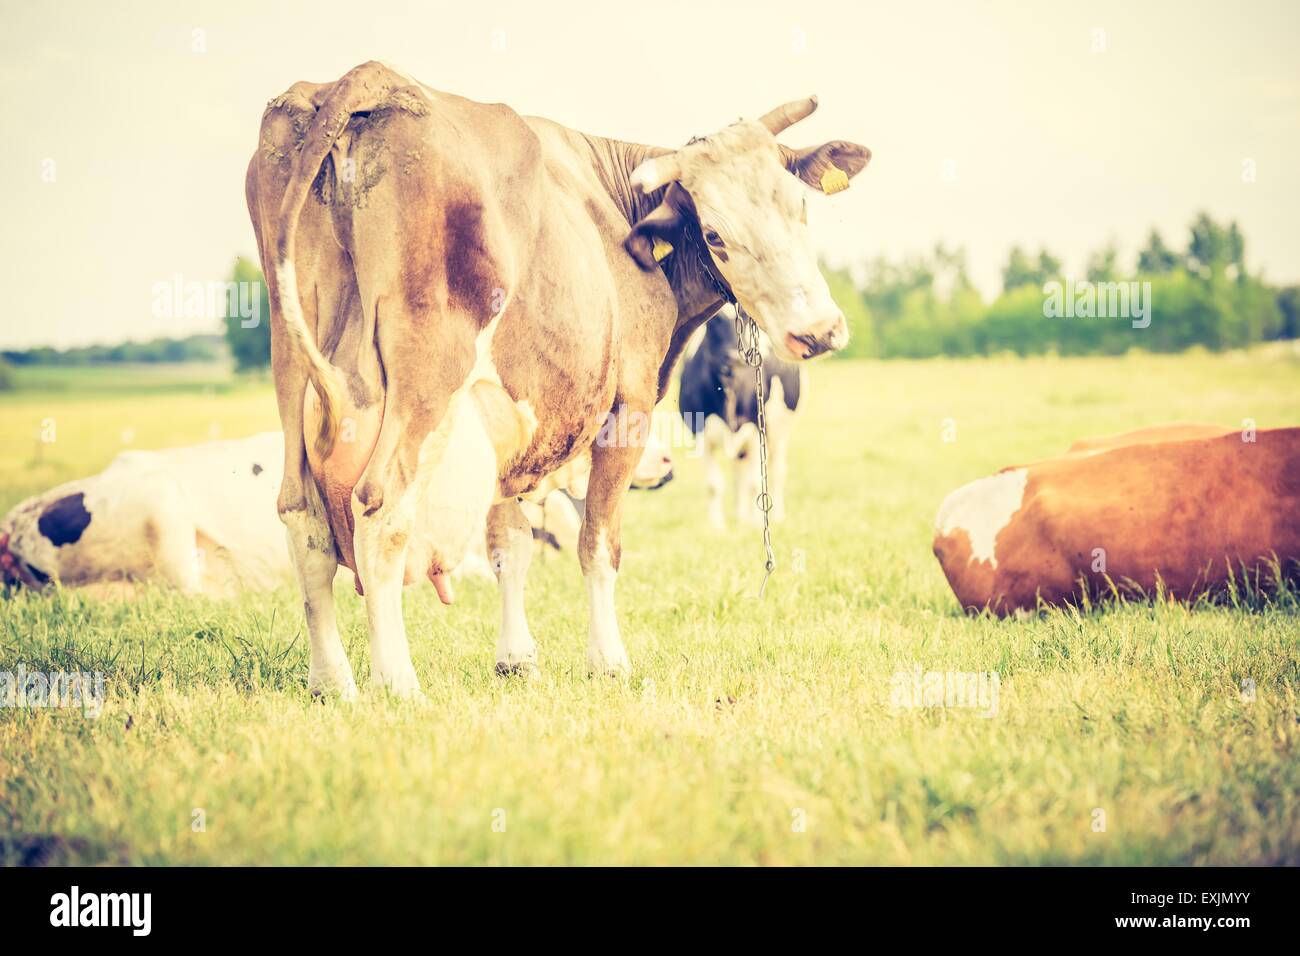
[1, 0, 1297, 348]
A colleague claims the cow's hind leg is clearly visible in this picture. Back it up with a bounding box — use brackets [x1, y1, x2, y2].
[264, 276, 356, 699]
[249, 156, 356, 698]
[277, 415, 354, 698]
[487, 499, 537, 676]
[350, 314, 478, 697]
[284, 498, 357, 700]
[351, 415, 423, 698]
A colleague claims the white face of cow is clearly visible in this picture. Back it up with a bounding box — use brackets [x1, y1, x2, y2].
[627, 100, 871, 362]
[0, 496, 61, 589]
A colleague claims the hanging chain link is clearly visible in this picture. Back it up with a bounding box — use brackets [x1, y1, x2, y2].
[695, 246, 776, 598]
[733, 305, 776, 598]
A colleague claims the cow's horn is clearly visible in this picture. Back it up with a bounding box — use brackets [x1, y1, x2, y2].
[630, 153, 682, 194]
[758, 96, 819, 135]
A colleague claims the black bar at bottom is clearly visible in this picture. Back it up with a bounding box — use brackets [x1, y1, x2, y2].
[0, 865, 1292, 943]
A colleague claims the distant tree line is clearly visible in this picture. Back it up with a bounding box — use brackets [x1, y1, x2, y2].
[7, 220, 1297, 378]
[2, 256, 268, 373]
[829, 212, 1298, 359]
[2, 333, 225, 366]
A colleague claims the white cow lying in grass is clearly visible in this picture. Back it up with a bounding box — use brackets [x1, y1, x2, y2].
[1, 433, 287, 596]
[1, 431, 673, 598]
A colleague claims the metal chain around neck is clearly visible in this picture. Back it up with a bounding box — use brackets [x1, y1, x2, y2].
[694, 246, 776, 598]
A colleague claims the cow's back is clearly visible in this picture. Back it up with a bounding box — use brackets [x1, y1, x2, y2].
[1065, 422, 1234, 457]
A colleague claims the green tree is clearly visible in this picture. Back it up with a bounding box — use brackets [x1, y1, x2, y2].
[1001, 245, 1037, 292]
[1277, 287, 1300, 340]
[1002, 246, 1061, 293]
[822, 263, 875, 358]
[1085, 241, 1120, 283]
[1036, 249, 1062, 284]
[1185, 211, 1242, 279]
[224, 257, 272, 371]
[1137, 229, 1179, 274]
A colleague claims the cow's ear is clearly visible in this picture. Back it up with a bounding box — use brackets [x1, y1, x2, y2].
[780, 141, 872, 194]
[624, 200, 684, 271]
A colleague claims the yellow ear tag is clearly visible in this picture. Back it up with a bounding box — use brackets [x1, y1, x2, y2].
[652, 237, 674, 262]
[820, 164, 850, 195]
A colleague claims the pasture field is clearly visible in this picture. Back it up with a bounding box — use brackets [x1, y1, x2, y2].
[1, 350, 1298, 865]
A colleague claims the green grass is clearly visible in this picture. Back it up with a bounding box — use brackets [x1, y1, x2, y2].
[0, 363, 272, 515]
[2, 350, 1298, 865]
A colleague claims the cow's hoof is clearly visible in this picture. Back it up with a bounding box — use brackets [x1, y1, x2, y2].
[373, 684, 426, 703]
[309, 682, 359, 704]
[309, 668, 359, 702]
[370, 667, 424, 700]
[495, 660, 539, 679]
[586, 652, 631, 678]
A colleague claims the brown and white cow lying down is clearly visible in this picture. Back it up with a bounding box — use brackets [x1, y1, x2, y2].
[0, 432, 673, 597]
[246, 61, 868, 694]
[933, 424, 1300, 615]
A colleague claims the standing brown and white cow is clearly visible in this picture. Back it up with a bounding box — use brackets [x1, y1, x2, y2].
[246, 61, 869, 696]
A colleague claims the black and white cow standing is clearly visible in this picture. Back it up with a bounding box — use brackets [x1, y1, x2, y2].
[679, 307, 802, 528]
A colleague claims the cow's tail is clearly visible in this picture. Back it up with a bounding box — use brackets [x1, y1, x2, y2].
[271, 61, 400, 458]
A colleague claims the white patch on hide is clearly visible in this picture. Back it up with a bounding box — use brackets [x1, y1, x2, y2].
[934, 468, 1028, 569]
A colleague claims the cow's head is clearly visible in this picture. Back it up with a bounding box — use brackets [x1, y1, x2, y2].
[625, 97, 870, 362]
[0, 524, 51, 591]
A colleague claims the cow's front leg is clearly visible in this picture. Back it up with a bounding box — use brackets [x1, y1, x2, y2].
[487, 498, 537, 676]
[580, 433, 641, 676]
[280, 466, 357, 700]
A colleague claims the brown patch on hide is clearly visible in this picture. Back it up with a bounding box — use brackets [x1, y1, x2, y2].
[443, 201, 499, 323]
